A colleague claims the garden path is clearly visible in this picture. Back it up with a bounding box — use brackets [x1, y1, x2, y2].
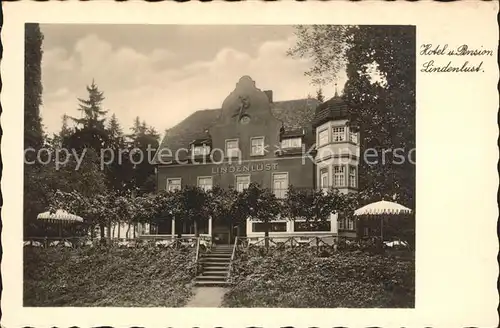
[185, 287, 227, 307]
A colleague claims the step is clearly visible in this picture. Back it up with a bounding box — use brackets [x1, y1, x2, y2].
[203, 265, 229, 270]
[196, 274, 227, 281]
[195, 280, 231, 287]
[201, 257, 231, 263]
[201, 270, 228, 276]
[202, 253, 231, 258]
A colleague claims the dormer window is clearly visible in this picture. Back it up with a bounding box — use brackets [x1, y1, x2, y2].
[192, 144, 211, 156]
[281, 137, 302, 149]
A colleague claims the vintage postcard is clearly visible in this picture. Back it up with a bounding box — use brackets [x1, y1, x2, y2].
[1, 1, 498, 327]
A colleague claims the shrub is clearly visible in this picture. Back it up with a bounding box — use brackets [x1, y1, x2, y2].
[223, 248, 414, 308]
[24, 245, 197, 307]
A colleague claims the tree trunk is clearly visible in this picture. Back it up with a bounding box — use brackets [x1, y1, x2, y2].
[126, 223, 131, 240]
[117, 223, 121, 239]
[264, 221, 270, 249]
[107, 221, 112, 240]
[194, 220, 199, 237]
[99, 224, 105, 239]
[133, 224, 136, 238]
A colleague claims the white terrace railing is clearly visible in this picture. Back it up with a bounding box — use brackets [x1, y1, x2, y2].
[23, 235, 213, 249]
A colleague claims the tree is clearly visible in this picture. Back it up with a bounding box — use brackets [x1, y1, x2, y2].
[24, 23, 45, 152]
[316, 87, 325, 103]
[238, 183, 282, 248]
[128, 117, 161, 192]
[285, 187, 336, 225]
[71, 80, 108, 130]
[24, 148, 107, 238]
[288, 25, 416, 208]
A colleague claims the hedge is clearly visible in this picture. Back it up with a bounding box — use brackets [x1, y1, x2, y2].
[24, 246, 197, 307]
[223, 248, 414, 308]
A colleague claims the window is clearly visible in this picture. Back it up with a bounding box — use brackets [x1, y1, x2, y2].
[281, 137, 302, 149]
[320, 168, 329, 191]
[236, 175, 250, 192]
[197, 176, 213, 191]
[192, 144, 210, 156]
[347, 218, 355, 230]
[225, 139, 240, 158]
[318, 129, 329, 146]
[332, 126, 346, 142]
[349, 131, 358, 144]
[252, 222, 287, 233]
[166, 178, 181, 191]
[333, 165, 346, 187]
[294, 221, 331, 232]
[349, 166, 357, 188]
[251, 137, 265, 156]
[273, 173, 288, 199]
[338, 218, 345, 230]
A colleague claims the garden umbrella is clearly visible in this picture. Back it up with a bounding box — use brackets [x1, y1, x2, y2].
[353, 200, 412, 240]
[37, 209, 84, 237]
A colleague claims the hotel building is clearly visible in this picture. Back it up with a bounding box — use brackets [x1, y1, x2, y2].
[145, 76, 360, 244]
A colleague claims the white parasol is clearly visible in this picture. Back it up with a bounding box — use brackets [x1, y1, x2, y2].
[354, 200, 412, 241]
[37, 209, 84, 223]
[354, 200, 412, 216]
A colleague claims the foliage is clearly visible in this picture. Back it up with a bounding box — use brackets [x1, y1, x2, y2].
[24, 23, 45, 152]
[24, 246, 197, 307]
[223, 248, 414, 308]
[237, 183, 283, 247]
[287, 25, 352, 85]
[24, 148, 107, 238]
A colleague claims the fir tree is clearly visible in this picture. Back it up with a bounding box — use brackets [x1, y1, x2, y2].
[316, 87, 325, 102]
[72, 80, 108, 130]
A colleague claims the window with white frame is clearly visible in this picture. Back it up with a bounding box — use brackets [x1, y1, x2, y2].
[294, 220, 331, 232]
[281, 137, 302, 149]
[273, 173, 288, 199]
[338, 218, 345, 230]
[320, 168, 329, 191]
[166, 178, 181, 191]
[347, 218, 355, 230]
[197, 176, 213, 191]
[252, 222, 287, 232]
[236, 175, 250, 192]
[349, 130, 358, 144]
[332, 126, 346, 142]
[251, 137, 265, 156]
[192, 144, 210, 156]
[318, 129, 329, 146]
[333, 165, 346, 187]
[349, 166, 357, 188]
[225, 139, 240, 158]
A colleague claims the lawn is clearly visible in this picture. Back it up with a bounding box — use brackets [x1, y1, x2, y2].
[222, 248, 415, 308]
[24, 245, 197, 307]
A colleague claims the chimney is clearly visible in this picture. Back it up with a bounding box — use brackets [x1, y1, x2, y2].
[264, 90, 273, 103]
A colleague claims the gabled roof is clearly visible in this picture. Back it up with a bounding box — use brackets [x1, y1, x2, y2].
[153, 98, 320, 163]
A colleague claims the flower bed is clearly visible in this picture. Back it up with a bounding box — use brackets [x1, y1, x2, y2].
[24, 245, 197, 307]
[223, 248, 414, 308]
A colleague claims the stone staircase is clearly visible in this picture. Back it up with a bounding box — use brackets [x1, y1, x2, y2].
[195, 244, 233, 287]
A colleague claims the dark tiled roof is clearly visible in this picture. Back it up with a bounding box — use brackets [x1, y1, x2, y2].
[154, 98, 319, 163]
[313, 96, 349, 128]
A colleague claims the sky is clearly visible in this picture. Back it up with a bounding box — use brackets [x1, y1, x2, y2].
[40, 24, 346, 136]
